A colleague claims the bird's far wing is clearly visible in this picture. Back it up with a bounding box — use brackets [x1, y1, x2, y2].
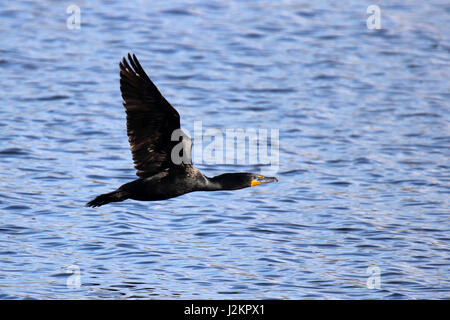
[120, 53, 191, 178]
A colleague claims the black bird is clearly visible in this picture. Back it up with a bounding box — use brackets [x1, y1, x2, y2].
[87, 54, 277, 207]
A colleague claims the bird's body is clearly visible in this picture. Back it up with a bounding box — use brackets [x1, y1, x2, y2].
[124, 166, 205, 202]
[87, 54, 277, 207]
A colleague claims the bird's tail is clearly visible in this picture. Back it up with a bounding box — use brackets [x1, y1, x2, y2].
[86, 189, 129, 207]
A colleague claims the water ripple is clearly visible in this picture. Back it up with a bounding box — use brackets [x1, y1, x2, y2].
[0, 0, 448, 299]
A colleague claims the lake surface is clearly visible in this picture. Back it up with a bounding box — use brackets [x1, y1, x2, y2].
[0, 0, 449, 299]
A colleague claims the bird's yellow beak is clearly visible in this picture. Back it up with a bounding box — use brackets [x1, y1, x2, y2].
[250, 175, 278, 187]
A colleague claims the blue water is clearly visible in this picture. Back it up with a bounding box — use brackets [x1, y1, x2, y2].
[0, 0, 449, 299]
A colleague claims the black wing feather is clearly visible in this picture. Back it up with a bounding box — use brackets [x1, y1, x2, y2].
[119, 54, 186, 178]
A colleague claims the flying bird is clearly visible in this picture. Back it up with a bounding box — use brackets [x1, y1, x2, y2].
[87, 54, 277, 207]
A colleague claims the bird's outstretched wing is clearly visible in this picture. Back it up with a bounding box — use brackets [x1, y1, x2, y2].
[120, 53, 190, 178]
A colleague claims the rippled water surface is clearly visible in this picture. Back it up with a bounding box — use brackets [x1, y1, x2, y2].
[0, 0, 449, 299]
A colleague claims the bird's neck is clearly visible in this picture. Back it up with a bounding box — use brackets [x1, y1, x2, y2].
[202, 174, 246, 191]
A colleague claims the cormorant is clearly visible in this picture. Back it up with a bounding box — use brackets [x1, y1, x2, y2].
[87, 54, 277, 207]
